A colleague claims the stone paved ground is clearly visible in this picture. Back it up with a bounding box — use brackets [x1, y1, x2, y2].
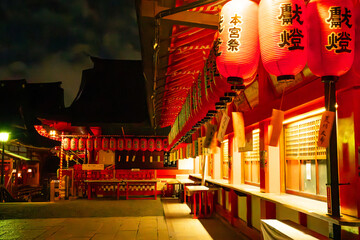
[0, 216, 169, 240]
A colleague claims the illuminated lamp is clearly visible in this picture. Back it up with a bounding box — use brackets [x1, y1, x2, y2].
[307, 0, 355, 78]
[259, 0, 307, 82]
[86, 138, 93, 151]
[63, 137, 70, 151]
[140, 138, 147, 151]
[102, 138, 109, 150]
[163, 139, 169, 151]
[307, 0, 354, 218]
[125, 138, 132, 151]
[117, 138, 124, 151]
[109, 137, 117, 151]
[78, 138, 85, 151]
[94, 138, 101, 151]
[148, 139, 155, 152]
[216, 0, 260, 89]
[155, 138, 163, 151]
[133, 138, 140, 151]
[70, 138, 78, 151]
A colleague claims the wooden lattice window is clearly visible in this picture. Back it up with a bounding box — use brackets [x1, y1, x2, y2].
[244, 129, 260, 186]
[284, 115, 327, 200]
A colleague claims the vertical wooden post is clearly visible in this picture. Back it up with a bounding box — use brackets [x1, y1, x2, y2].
[323, 76, 341, 239]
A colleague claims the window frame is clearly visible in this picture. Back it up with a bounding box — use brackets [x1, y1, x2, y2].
[243, 129, 260, 187]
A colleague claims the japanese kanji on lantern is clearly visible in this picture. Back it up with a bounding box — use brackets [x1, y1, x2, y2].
[117, 138, 124, 151]
[109, 137, 116, 151]
[125, 138, 132, 151]
[148, 138, 155, 152]
[307, 0, 355, 77]
[63, 137, 70, 151]
[155, 138, 163, 151]
[78, 138, 85, 151]
[86, 138, 93, 151]
[216, 0, 260, 88]
[70, 138, 78, 151]
[163, 139, 169, 151]
[133, 138, 140, 151]
[259, 0, 307, 81]
[94, 138, 101, 151]
[140, 138, 147, 151]
[102, 138, 109, 150]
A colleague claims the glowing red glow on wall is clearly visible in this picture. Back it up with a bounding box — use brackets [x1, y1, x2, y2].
[307, 0, 355, 77]
[216, 0, 260, 86]
[259, 0, 307, 81]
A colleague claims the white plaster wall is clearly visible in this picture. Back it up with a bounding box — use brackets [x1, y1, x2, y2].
[194, 156, 200, 174]
[276, 204, 299, 224]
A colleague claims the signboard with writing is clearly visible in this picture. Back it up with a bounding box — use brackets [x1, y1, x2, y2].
[317, 111, 335, 147]
[232, 112, 246, 148]
[204, 124, 217, 148]
[82, 164, 104, 171]
[217, 112, 230, 142]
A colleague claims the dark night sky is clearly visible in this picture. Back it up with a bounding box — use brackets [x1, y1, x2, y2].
[0, 0, 141, 106]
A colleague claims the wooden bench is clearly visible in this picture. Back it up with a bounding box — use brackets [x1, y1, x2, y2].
[261, 219, 329, 240]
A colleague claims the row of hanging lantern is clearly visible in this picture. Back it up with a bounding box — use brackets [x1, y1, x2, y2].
[168, 0, 358, 150]
[62, 137, 169, 152]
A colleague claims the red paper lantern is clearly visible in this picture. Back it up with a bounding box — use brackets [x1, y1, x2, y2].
[155, 139, 163, 151]
[140, 138, 147, 151]
[163, 139, 169, 151]
[125, 138, 132, 151]
[148, 139, 155, 152]
[70, 138, 78, 151]
[216, 0, 260, 87]
[259, 0, 307, 81]
[78, 138, 85, 151]
[94, 138, 101, 151]
[352, 0, 360, 77]
[133, 138, 140, 151]
[102, 138, 109, 150]
[109, 137, 117, 151]
[307, 0, 355, 77]
[117, 138, 124, 151]
[63, 138, 70, 151]
[86, 138, 93, 151]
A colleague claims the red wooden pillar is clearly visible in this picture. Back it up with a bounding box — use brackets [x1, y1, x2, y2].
[246, 195, 252, 227]
[259, 120, 270, 193]
[230, 190, 238, 226]
[260, 199, 276, 219]
[299, 212, 307, 227]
